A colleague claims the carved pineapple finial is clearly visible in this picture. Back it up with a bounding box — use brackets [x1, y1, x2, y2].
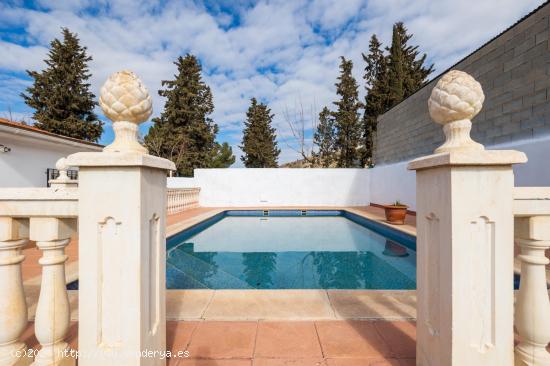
[428, 70, 485, 153]
[55, 157, 69, 181]
[99, 70, 152, 154]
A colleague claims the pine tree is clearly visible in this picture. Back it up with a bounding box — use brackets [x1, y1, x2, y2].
[240, 98, 280, 168]
[333, 57, 363, 168]
[362, 34, 389, 166]
[145, 54, 220, 176]
[210, 142, 236, 168]
[22, 28, 102, 142]
[313, 106, 336, 167]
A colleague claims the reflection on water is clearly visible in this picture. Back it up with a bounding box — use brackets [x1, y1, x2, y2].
[382, 239, 410, 257]
[312, 252, 364, 289]
[166, 216, 416, 290]
[166, 242, 415, 290]
[242, 252, 277, 288]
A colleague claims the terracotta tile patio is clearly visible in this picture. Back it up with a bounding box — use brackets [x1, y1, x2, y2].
[20, 320, 416, 365]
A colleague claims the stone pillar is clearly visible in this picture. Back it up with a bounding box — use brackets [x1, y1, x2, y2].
[66, 71, 174, 366]
[408, 70, 527, 366]
[29, 217, 75, 366]
[514, 216, 550, 365]
[0, 217, 32, 366]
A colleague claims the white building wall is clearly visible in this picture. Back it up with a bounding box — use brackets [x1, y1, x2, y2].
[0, 130, 102, 187]
[169, 168, 370, 207]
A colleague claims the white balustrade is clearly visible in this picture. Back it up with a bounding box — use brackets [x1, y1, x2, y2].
[29, 217, 75, 366]
[167, 188, 200, 214]
[0, 217, 31, 366]
[513, 188, 550, 365]
[0, 188, 78, 366]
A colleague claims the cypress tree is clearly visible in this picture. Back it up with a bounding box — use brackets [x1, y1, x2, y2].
[22, 28, 102, 142]
[387, 24, 406, 108]
[145, 54, 221, 176]
[333, 57, 363, 168]
[362, 34, 389, 166]
[387, 22, 433, 107]
[394, 22, 434, 97]
[313, 106, 336, 167]
[361, 23, 433, 165]
[240, 98, 280, 168]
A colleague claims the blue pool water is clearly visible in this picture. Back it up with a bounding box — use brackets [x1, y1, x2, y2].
[166, 210, 417, 290]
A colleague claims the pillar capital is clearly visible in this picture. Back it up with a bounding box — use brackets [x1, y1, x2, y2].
[66, 151, 175, 171]
[408, 149, 527, 171]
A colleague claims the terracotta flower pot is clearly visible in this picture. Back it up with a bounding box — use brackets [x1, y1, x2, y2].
[383, 205, 408, 225]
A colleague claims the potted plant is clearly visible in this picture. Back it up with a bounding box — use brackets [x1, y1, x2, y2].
[383, 200, 408, 225]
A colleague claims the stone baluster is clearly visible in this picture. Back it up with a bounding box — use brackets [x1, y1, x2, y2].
[29, 217, 75, 366]
[0, 217, 32, 366]
[408, 70, 527, 365]
[514, 215, 550, 365]
[66, 70, 174, 365]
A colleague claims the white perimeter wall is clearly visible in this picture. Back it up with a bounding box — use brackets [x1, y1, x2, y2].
[369, 161, 417, 210]
[168, 168, 370, 207]
[493, 135, 550, 187]
[167, 135, 549, 211]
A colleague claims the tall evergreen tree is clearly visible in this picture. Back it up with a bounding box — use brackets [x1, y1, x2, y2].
[145, 54, 222, 176]
[22, 28, 102, 142]
[362, 34, 389, 166]
[332, 57, 363, 168]
[387, 22, 433, 107]
[361, 23, 433, 165]
[210, 142, 236, 168]
[387, 25, 406, 108]
[240, 98, 280, 168]
[313, 106, 336, 167]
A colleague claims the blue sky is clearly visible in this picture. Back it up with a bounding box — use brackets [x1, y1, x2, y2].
[0, 0, 543, 165]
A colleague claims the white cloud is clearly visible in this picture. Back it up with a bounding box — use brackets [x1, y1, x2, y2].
[0, 0, 544, 166]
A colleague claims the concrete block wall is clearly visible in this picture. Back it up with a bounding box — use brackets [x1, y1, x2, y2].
[375, 3, 550, 165]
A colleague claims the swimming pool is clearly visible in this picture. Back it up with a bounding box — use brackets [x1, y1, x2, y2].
[166, 210, 416, 290]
